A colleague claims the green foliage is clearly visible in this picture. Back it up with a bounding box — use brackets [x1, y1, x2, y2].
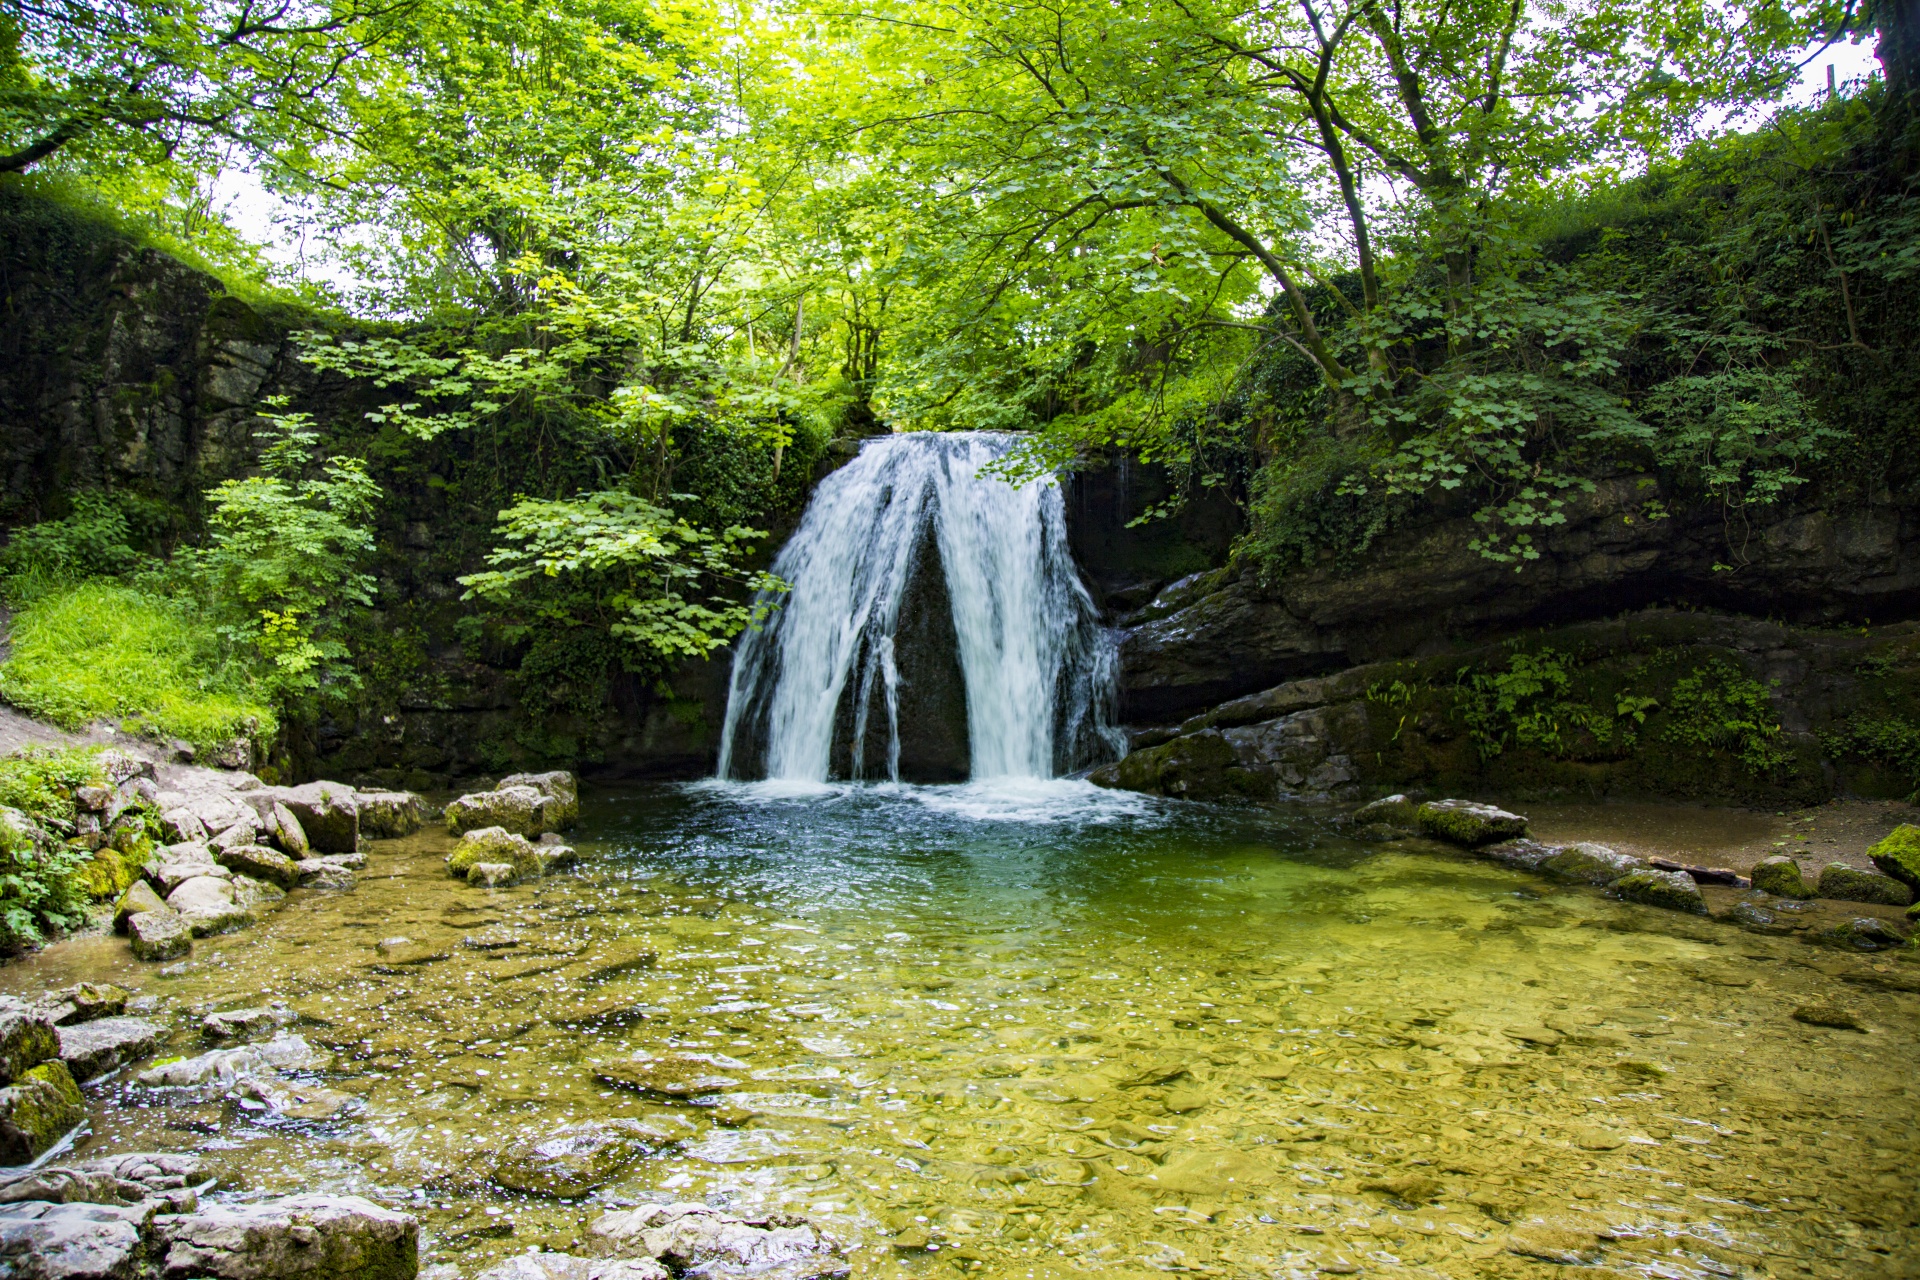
[1662, 659, 1789, 774]
[458, 489, 785, 668]
[1453, 647, 1633, 761]
[0, 747, 107, 827]
[0, 816, 89, 952]
[0, 491, 145, 601]
[1819, 716, 1920, 794]
[0, 581, 274, 750]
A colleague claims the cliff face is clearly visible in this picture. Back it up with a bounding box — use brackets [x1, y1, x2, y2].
[0, 191, 729, 785]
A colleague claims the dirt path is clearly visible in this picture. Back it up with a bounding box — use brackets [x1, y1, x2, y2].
[1526, 796, 1919, 875]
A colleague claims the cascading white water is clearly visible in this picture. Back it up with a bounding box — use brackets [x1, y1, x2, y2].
[717, 432, 1122, 784]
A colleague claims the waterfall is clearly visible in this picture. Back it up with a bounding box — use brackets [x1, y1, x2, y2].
[717, 432, 1122, 784]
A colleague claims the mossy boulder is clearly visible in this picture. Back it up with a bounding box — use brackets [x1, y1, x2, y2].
[354, 790, 424, 839]
[1540, 843, 1643, 885]
[445, 785, 546, 837]
[1817, 862, 1913, 907]
[0, 1059, 85, 1163]
[1353, 794, 1421, 830]
[272, 781, 360, 853]
[1415, 799, 1528, 847]
[498, 772, 579, 830]
[214, 843, 300, 891]
[1610, 868, 1707, 914]
[1751, 855, 1814, 899]
[448, 827, 538, 879]
[127, 909, 192, 961]
[0, 998, 59, 1084]
[1816, 916, 1907, 951]
[1087, 729, 1267, 799]
[113, 880, 169, 932]
[1867, 824, 1920, 894]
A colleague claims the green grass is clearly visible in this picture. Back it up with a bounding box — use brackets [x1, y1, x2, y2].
[0, 581, 275, 751]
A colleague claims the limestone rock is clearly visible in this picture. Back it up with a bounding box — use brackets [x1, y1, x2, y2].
[213, 844, 299, 891]
[57, 1017, 166, 1082]
[138, 1032, 325, 1089]
[1817, 916, 1906, 951]
[1539, 842, 1644, 885]
[153, 1194, 417, 1280]
[466, 862, 518, 888]
[1610, 868, 1707, 914]
[1087, 729, 1267, 800]
[127, 911, 192, 962]
[57, 984, 130, 1026]
[1415, 799, 1529, 847]
[203, 1006, 296, 1041]
[271, 783, 360, 854]
[1869, 823, 1920, 893]
[0, 1060, 85, 1164]
[0, 1200, 148, 1280]
[112, 882, 169, 933]
[146, 844, 228, 895]
[1817, 862, 1913, 906]
[1792, 1002, 1866, 1030]
[448, 827, 538, 879]
[497, 772, 579, 829]
[165, 877, 248, 936]
[1751, 854, 1814, 899]
[232, 1075, 352, 1121]
[207, 818, 259, 854]
[353, 791, 423, 839]
[588, 1202, 847, 1280]
[491, 1119, 673, 1198]
[1352, 795, 1421, 829]
[158, 808, 210, 844]
[445, 785, 547, 838]
[293, 860, 355, 891]
[1478, 838, 1559, 872]
[76, 1151, 203, 1195]
[475, 1255, 668, 1280]
[0, 997, 59, 1084]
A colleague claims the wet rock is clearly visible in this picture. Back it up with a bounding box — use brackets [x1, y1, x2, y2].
[293, 860, 355, 891]
[1087, 729, 1268, 800]
[594, 1053, 741, 1097]
[113, 882, 169, 933]
[1415, 799, 1528, 847]
[0, 1060, 86, 1163]
[369, 937, 449, 967]
[1817, 862, 1912, 906]
[1727, 900, 1795, 934]
[137, 1032, 326, 1089]
[1868, 823, 1920, 895]
[153, 1194, 416, 1280]
[78, 1151, 203, 1195]
[1352, 794, 1421, 829]
[576, 941, 657, 984]
[48, 984, 131, 1027]
[466, 862, 518, 888]
[259, 801, 311, 858]
[1360, 1172, 1441, 1203]
[271, 782, 360, 854]
[353, 790, 424, 839]
[1816, 915, 1906, 951]
[159, 808, 210, 844]
[475, 1256, 669, 1280]
[0, 997, 60, 1084]
[203, 1006, 296, 1041]
[127, 911, 192, 962]
[589, 1203, 847, 1280]
[1792, 1002, 1866, 1031]
[461, 926, 524, 952]
[0, 1164, 138, 1207]
[213, 845, 299, 891]
[446, 785, 549, 838]
[208, 818, 259, 855]
[448, 828, 538, 879]
[0, 1200, 149, 1280]
[57, 1017, 166, 1082]
[1151, 1149, 1262, 1195]
[1648, 856, 1743, 886]
[491, 1119, 673, 1198]
[1477, 838, 1558, 872]
[232, 1075, 352, 1121]
[1539, 842, 1643, 885]
[147, 845, 229, 895]
[1504, 1225, 1601, 1265]
[532, 844, 579, 875]
[1609, 868, 1707, 914]
[166, 877, 249, 936]
[1752, 854, 1814, 899]
[498, 772, 580, 830]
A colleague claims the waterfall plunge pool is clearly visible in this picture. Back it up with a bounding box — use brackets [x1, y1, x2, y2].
[5, 781, 1915, 1279]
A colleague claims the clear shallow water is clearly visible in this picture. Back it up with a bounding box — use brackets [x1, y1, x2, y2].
[6, 783, 1919, 1278]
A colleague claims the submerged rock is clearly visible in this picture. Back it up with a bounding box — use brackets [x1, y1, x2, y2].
[1817, 862, 1912, 906]
[1752, 854, 1814, 899]
[1816, 915, 1906, 951]
[491, 1119, 674, 1198]
[203, 1006, 297, 1041]
[294, 859, 356, 891]
[56, 1016, 165, 1082]
[1609, 868, 1707, 914]
[153, 1194, 417, 1280]
[127, 910, 193, 961]
[476, 1256, 668, 1280]
[0, 1060, 85, 1164]
[1792, 1002, 1866, 1031]
[138, 1032, 326, 1089]
[589, 1202, 848, 1280]
[1415, 800, 1529, 847]
[593, 1053, 741, 1098]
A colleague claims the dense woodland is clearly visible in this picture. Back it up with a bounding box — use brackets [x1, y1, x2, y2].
[0, 0, 1917, 783]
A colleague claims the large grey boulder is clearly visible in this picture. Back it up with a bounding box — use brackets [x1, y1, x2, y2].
[589, 1203, 847, 1280]
[158, 808, 210, 845]
[126, 911, 192, 962]
[353, 792, 423, 839]
[498, 772, 579, 829]
[57, 1018, 166, 1082]
[112, 882, 168, 933]
[0, 996, 59, 1084]
[0, 1060, 86, 1164]
[0, 1200, 150, 1280]
[271, 783, 359, 854]
[165, 878, 248, 936]
[153, 1195, 417, 1280]
[445, 786, 546, 838]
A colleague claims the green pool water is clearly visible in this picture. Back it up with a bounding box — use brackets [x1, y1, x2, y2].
[5, 780, 1916, 1279]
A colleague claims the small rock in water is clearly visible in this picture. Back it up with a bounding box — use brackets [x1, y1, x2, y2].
[166, 876, 250, 936]
[1752, 854, 1814, 899]
[491, 1119, 675, 1198]
[1608, 868, 1707, 914]
[1817, 915, 1906, 951]
[588, 1202, 848, 1279]
[56, 1016, 165, 1082]
[1818, 862, 1913, 906]
[1360, 1172, 1441, 1203]
[233, 1074, 353, 1120]
[1793, 1003, 1867, 1031]
[1727, 900, 1794, 934]
[475, 1256, 669, 1280]
[138, 1032, 326, 1088]
[467, 861, 519, 888]
[1505, 1225, 1601, 1265]
[450, 827, 539, 879]
[127, 909, 193, 961]
[294, 859, 356, 891]
[113, 881, 169, 933]
[593, 1053, 742, 1097]
[1415, 799, 1528, 847]
[462, 925, 526, 951]
[203, 1005, 296, 1041]
[1540, 843, 1643, 885]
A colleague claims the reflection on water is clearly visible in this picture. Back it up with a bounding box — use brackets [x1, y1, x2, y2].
[5, 783, 1917, 1279]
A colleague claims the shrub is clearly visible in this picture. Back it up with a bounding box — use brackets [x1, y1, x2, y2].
[0, 493, 145, 602]
[0, 581, 274, 751]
